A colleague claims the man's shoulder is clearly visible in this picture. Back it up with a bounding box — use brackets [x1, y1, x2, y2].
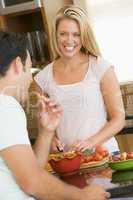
[0, 94, 19, 105]
[0, 94, 23, 114]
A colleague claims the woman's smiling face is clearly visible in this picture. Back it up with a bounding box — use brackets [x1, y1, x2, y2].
[57, 18, 82, 58]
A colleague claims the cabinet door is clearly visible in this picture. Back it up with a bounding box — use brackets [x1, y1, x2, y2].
[116, 134, 133, 152]
[0, 16, 7, 28]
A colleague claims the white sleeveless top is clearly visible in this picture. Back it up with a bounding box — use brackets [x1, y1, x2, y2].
[35, 56, 119, 152]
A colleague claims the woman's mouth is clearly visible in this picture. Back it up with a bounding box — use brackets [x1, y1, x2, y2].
[64, 46, 75, 52]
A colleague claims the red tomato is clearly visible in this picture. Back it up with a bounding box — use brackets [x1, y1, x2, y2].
[81, 155, 94, 163]
[96, 145, 107, 153]
[127, 152, 133, 159]
[86, 155, 94, 162]
[93, 153, 103, 161]
[102, 150, 109, 157]
[76, 151, 82, 156]
[95, 145, 109, 157]
[83, 157, 89, 163]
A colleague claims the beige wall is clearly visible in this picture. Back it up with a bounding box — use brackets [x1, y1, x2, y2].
[73, 0, 87, 11]
[73, 0, 92, 19]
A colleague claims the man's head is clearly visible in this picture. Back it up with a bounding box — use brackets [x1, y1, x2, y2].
[0, 30, 32, 104]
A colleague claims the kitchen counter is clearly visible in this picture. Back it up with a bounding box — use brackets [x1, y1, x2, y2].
[57, 165, 133, 199]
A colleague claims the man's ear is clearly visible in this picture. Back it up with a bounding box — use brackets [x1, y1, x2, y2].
[11, 56, 23, 75]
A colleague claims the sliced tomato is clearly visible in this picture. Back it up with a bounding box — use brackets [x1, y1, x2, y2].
[96, 145, 108, 153]
[93, 153, 103, 161]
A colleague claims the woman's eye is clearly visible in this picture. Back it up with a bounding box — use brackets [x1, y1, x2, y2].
[74, 33, 80, 37]
[58, 32, 80, 37]
[60, 32, 66, 36]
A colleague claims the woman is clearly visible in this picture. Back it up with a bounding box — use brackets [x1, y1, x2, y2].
[34, 5, 125, 153]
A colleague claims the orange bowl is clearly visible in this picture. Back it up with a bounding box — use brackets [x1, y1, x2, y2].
[49, 151, 82, 174]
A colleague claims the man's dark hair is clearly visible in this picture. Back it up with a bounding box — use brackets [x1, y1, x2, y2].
[0, 30, 28, 76]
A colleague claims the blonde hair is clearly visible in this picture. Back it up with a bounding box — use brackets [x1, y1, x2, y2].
[51, 5, 101, 59]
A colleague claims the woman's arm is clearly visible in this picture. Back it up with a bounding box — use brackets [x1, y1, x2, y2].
[91, 67, 125, 144]
[72, 67, 125, 151]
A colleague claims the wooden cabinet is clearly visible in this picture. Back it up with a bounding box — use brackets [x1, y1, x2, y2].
[0, 0, 73, 65]
[0, 8, 52, 66]
[116, 134, 133, 152]
[0, 16, 7, 28]
[116, 82, 133, 152]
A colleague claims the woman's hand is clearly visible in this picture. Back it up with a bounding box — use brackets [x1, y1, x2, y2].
[38, 95, 63, 133]
[70, 139, 94, 152]
[51, 136, 65, 153]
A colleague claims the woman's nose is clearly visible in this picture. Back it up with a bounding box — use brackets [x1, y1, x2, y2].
[67, 34, 74, 42]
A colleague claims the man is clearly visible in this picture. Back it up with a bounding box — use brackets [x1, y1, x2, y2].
[0, 30, 110, 200]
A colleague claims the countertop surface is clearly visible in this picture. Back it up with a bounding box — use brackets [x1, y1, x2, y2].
[57, 165, 133, 199]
